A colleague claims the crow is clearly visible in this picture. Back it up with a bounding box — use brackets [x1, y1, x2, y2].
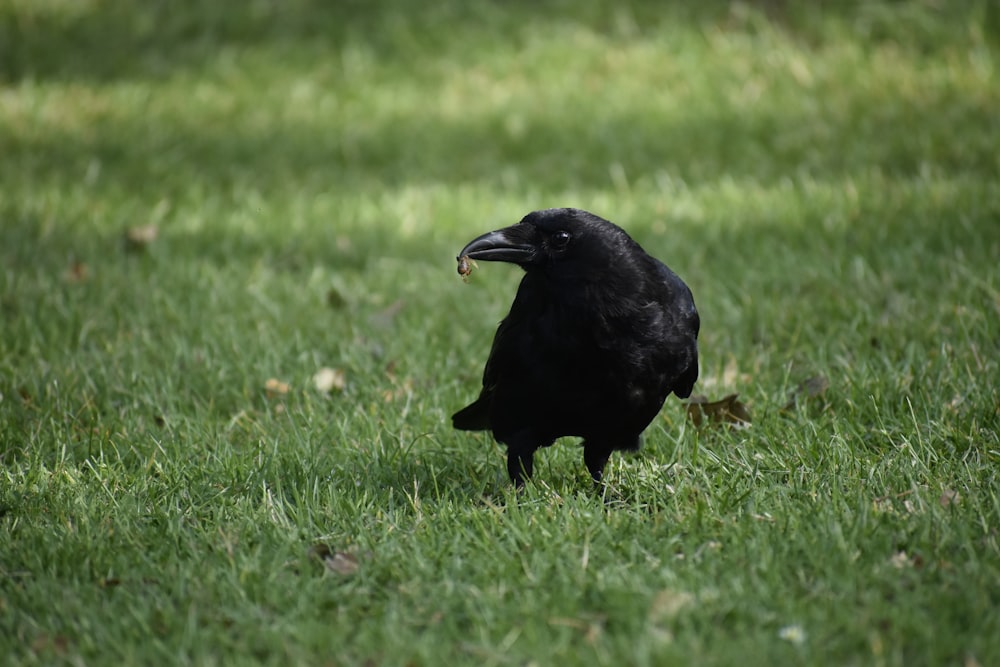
[452, 208, 699, 486]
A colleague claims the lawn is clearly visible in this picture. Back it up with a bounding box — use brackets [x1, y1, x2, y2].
[2, 1, 999, 665]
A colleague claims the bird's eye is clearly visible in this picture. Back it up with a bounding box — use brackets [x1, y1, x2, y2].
[551, 231, 572, 248]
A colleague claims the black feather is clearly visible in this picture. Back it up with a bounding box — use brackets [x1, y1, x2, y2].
[453, 208, 699, 486]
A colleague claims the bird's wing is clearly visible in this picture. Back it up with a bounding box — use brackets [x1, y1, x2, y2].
[450, 317, 511, 430]
[653, 260, 700, 399]
[452, 281, 532, 431]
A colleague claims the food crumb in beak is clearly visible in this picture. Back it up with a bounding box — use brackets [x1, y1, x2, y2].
[457, 255, 477, 281]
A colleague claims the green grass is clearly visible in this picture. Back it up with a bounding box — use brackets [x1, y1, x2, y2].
[2, 1, 999, 665]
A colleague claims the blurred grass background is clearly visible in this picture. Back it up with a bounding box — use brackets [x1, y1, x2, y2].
[1, 1, 999, 665]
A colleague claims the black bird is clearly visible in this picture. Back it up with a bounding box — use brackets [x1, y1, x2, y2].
[453, 208, 699, 486]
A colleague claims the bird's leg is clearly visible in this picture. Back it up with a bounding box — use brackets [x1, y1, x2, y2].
[583, 443, 613, 486]
[507, 447, 535, 487]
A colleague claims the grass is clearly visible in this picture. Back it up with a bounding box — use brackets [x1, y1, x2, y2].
[2, 0, 999, 664]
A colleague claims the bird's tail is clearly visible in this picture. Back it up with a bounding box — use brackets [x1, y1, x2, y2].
[452, 399, 490, 431]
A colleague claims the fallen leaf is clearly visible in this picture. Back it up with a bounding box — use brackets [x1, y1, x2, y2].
[778, 624, 806, 645]
[685, 394, 751, 427]
[889, 552, 906, 567]
[265, 378, 290, 398]
[64, 261, 88, 283]
[939, 488, 961, 508]
[31, 634, 69, 655]
[309, 544, 362, 576]
[783, 375, 829, 412]
[889, 550, 923, 569]
[123, 224, 159, 251]
[313, 367, 346, 393]
[325, 551, 360, 575]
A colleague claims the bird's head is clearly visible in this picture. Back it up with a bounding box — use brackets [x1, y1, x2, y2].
[457, 208, 639, 278]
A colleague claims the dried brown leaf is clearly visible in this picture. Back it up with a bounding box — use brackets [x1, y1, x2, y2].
[124, 224, 159, 251]
[889, 551, 911, 568]
[313, 367, 346, 394]
[64, 261, 89, 283]
[939, 488, 961, 508]
[31, 634, 70, 655]
[685, 394, 751, 427]
[309, 544, 364, 576]
[265, 378, 290, 398]
[889, 550, 924, 569]
[325, 551, 360, 576]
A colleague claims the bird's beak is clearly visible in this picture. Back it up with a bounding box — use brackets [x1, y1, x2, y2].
[458, 225, 538, 265]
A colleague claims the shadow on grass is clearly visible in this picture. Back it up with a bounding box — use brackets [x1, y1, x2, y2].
[6, 1, 989, 83]
[4, 1, 997, 84]
[1, 1, 996, 254]
[6, 81, 997, 198]
[2, 74, 996, 283]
